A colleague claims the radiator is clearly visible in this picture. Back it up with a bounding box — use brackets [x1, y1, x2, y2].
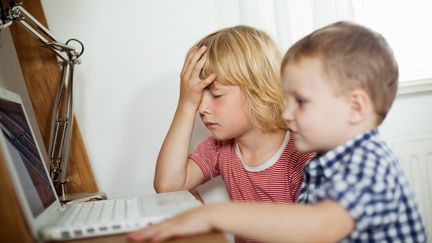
[387, 133, 432, 239]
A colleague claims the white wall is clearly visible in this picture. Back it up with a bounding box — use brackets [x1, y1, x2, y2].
[1, 0, 432, 200]
[40, 0, 240, 198]
[381, 86, 432, 140]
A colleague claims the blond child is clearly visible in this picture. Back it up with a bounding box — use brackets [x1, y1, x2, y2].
[128, 21, 426, 242]
[146, 25, 314, 242]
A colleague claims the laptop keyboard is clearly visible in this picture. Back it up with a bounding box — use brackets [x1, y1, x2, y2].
[42, 191, 202, 239]
[58, 198, 140, 226]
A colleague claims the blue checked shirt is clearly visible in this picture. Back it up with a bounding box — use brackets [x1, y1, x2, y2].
[297, 129, 426, 242]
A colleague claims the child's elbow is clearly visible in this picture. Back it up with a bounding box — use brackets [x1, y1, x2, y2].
[313, 203, 355, 242]
[153, 180, 183, 193]
[154, 181, 170, 193]
[318, 226, 348, 243]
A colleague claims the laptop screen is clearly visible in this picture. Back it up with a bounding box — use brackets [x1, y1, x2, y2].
[0, 97, 56, 217]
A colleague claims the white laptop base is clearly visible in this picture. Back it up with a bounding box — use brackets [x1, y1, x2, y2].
[0, 87, 202, 241]
[41, 191, 201, 241]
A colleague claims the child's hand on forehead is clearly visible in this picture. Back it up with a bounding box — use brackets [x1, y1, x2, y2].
[179, 46, 217, 110]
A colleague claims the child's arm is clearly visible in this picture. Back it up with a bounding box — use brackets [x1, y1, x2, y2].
[128, 200, 355, 243]
[154, 46, 217, 192]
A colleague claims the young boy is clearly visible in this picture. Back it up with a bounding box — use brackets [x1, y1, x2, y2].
[129, 21, 426, 242]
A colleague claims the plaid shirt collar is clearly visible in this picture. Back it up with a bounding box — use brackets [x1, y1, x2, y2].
[308, 129, 379, 179]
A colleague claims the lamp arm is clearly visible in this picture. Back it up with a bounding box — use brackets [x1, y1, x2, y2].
[1, 1, 82, 200]
[9, 4, 79, 61]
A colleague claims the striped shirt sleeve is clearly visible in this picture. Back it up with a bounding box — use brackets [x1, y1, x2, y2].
[188, 137, 222, 181]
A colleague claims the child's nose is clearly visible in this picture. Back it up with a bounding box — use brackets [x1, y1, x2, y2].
[198, 93, 211, 115]
[282, 105, 295, 122]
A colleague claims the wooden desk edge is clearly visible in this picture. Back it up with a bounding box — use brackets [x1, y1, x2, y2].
[54, 232, 227, 243]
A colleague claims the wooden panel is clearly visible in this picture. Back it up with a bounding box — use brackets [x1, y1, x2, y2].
[4, 0, 98, 193]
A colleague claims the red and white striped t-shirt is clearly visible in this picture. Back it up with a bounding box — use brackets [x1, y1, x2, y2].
[189, 133, 315, 203]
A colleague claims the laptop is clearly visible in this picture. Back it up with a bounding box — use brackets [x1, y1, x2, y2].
[0, 87, 202, 241]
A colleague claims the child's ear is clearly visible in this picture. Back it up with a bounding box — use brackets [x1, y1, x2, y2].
[347, 88, 372, 124]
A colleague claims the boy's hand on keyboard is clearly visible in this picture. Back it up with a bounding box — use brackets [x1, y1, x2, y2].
[127, 205, 213, 242]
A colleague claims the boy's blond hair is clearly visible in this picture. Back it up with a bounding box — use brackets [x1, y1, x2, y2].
[194, 25, 286, 132]
[282, 21, 398, 124]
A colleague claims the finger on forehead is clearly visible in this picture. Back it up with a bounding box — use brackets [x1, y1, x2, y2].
[183, 46, 198, 66]
[191, 52, 208, 79]
[184, 46, 207, 79]
[189, 46, 207, 66]
[181, 46, 199, 75]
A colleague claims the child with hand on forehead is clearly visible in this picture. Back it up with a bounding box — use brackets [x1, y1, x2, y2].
[129, 21, 426, 243]
[130, 25, 314, 243]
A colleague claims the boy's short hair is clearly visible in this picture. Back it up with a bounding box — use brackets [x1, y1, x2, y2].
[194, 25, 287, 131]
[282, 21, 399, 124]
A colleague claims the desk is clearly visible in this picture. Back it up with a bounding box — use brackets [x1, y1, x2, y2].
[59, 232, 227, 243]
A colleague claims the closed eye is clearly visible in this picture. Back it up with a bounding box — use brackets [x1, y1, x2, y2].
[295, 97, 306, 107]
[210, 92, 223, 98]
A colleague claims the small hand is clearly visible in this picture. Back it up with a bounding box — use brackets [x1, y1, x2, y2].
[127, 206, 213, 242]
[179, 46, 217, 110]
